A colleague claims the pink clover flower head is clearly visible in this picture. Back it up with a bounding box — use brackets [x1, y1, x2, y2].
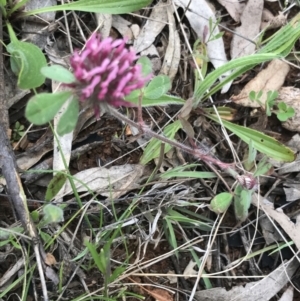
[70, 34, 151, 116]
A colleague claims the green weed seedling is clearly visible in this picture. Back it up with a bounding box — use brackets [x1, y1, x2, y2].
[12, 121, 25, 141]
[249, 90, 295, 121]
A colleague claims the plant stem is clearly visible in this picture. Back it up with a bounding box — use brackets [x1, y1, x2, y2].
[108, 106, 247, 189]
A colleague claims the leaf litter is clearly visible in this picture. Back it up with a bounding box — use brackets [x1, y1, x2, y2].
[1, 0, 300, 301]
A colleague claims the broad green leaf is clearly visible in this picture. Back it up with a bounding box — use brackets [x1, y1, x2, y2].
[40, 231, 52, 244]
[126, 92, 185, 106]
[57, 97, 79, 136]
[140, 120, 182, 165]
[25, 91, 72, 125]
[31, 210, 39, 222]
[207, 115, 296, 162]
[137, 56, 152, 77]
[144, 75, 171, 99]
[41, 65, 75, 84]
[7, 40, 47, 89]
[234, 188, 252, 222]
[45, 173, 67, 201]
[42, 204, 64, 224]
[23, 0, 152, 15]
[210, 192, 233, 214]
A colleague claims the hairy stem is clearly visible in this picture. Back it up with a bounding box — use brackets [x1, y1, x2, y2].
[108, 106, 250, 189]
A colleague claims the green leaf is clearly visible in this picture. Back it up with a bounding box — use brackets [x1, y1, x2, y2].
[144, 75, 171, 99]
[210, 192, 233, 214]
[42, 204, 64, 225]
[193, 53, 279, 104]
[126, 92, 185, 106]
[40, 231, 52, 244]
[166, 208, 211, 231]
[137, 56, 152, 77]
[254, 157, 273, 177]
[7, 40, 47, 89]
[41, 65, 75, 84]
[85, 241, 106, 274]
[31, 210, 39, 222]
[140, 120, 182, 165]
[25, 91, 73, 125]
[45, 173, 67, 201]
[23, 0, 152, 15]
[234, 187, 252, 222]
[207, 115, 296, 162]
[160, 170, 216, 179]
[163, 218, 178, 259]
[57, 97, 79, 136]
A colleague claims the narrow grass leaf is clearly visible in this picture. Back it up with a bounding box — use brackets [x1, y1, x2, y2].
[23, 0, 152, 15]
[164, 219, 178, 259]
[160, 170, 216, 179]
[85, 241, 106, 274]
[140, 120, 182, 165]
[193, 54, 278, 104]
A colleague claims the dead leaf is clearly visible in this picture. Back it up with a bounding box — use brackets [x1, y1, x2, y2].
[134, 0, 168, 53]
[44, 253, 57, 266]
[166, 270, 178, 284]
[183, 260, 198, 279]
[160, 5, 180, 83]
[174, 0, 232, 93]
[261, 10, 287, 30]
[232, 59, 290, 107]
[195, 257, 299, 301]
[150, 288, 173, 301]
[55, 164, 144, 200]
[217, 0, 245, 22]
[278, 285, 294, 301]
[252, 193, 300, 250]
[96, 13, 112, 38]
[22, 0, 57, 49]
[231, 0, 264, 58]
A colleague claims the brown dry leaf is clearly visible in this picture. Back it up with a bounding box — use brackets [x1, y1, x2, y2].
[195, 257, 299, 301]
[231, 0, 264, 58]
[174, 0, 232, 93]
[217, 0, 245, 22]
[133, 0, 168, 53]
[44, 253, 57, 266]
[160, 5, 180, 83]
[261, 10, 287, 30]
[277, 86, 300, 132]
[150, 288, 173, 301]
[55, 164, 144, 200]
[252, 193, 300, 250]
[232, 59, 290, 107]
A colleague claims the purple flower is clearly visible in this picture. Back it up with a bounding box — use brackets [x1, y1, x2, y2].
[70, 34, 151, 117]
